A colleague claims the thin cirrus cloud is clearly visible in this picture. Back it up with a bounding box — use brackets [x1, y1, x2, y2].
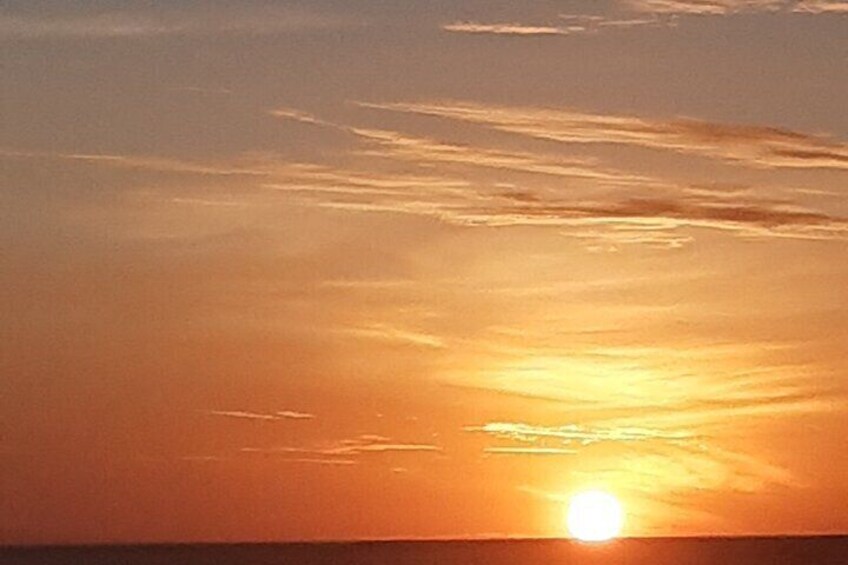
[465, 422, 695, 447]
[792, 0, 848, 12]
[241, 435, 442, 465]
[441, 22, 573, 36]
[272, 105, 647, 188]
[470, 419, 802, 498]
[0, 6, 352, 40]
[457, 343, 831, 497]
[204, 409, 315, 421]
[281, 168, 848, 244]
[336, 323, 447, 349]
[350, 127, 653, 187]
[440, 1, 847, 38]
[270, 106, 847, 246]
[521, 443, 798, 503]
[624, 0, 785, 14]
[626, 0, 848, 14]
[0, 148, 272, 177]
[6, 100, 846, 252]
[442, 15, 668, 37]
[283, 458, 358, 466]
[360, 100, 848, 171]
[483, 447, 578, 456]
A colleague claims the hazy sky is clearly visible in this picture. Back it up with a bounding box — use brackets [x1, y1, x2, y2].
[1, 0, 847, 545]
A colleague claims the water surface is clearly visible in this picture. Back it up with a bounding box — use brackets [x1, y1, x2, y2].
[3, 536, 847, 564]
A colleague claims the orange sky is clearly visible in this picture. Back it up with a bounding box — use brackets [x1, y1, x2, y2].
[1, 0, 847, 545]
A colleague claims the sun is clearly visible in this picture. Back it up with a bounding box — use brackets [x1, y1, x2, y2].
[566, 490, 624, 542]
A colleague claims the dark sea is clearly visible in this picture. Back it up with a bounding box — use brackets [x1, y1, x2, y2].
[2, 537, 847, 565]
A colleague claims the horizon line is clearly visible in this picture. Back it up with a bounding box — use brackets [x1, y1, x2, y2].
[4, 533, 848, 550]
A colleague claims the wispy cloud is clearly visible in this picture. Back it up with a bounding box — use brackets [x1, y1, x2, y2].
[284, 171, 848, 244]
[522, 443, 798, 502]
[483, 447, 578, 455]
[441, 2, 846, 41]
[242, 435, 442, 462]
[625, 0, 785, 14]
[205, 410, 280, 422]
[168, 86, 233, 95]
[179, 455, 225, 463]
[626, 0, 848, 14]
[271, 108, 848, 245]
[792, 0, 848, 12]
[595, 445, 798, 495]
[8, 104, 846, 251]
[269, 108, 342, 129]
[337, 323, 447, 349]
[361, 100, 848, 170]
[0, 6, 353, 40]
[351, 128, 651, 187]
[559, 13, 670, 30]
[471, 420, 803, 498]
[448, 347, 840, 421]
[320, 279, 416, 290]
[276, 411, 316, 420]
[442, 22, 573, 36]
[0, 148, 272, 177]
[443, 15, 669, 37]
[281, 458, 357, 466]
[204, 409, 315, 422]
[466, 422, 695, 446]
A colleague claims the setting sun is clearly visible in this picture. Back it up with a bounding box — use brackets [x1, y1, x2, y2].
[566, 490, 624, 542]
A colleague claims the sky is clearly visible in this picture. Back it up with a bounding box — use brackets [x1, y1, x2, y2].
[1, 0, 847, 545]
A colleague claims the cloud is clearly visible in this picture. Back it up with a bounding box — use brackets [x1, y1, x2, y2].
[0, 148, 272, 177]
[351, 127, 652, 187]
[585, 445, 799, 495]
[242, 435, 442, 462]
[521, 443, 798, 503]
[466, 422, 695, 446]
[337, 323, 447, 349]
[320, 279, 416, 290]
[205, 410, 280, 422]
[625, 0, 785, 14]
[285, 169, 848, 245]
[442, 22, 572, 36]
[440, 2, 846, 41]
[360, 100, 848, 170]
[448, 346, 840, 421]
[451, 339, 841, 507]
[792, 0, 848, 12]
[0, 6, 353, 40]
[7, 106, 845, 250]
[345, 443, 442, 454]
[179, 455, 224, 462]
[281, 458, 357, 466]
[323, 435, 442, 455]
[275, 107, 848, 246]
[470, 421, 802, 497]
[270, 108, 342, 129]
[626, 0, 848, 13]
[276, 411, 316, 420]
[443, 15, 670, 37]
[263, 162, 471, 198]
[204, 409, 315, 422]
[483, 447, 578, 455]
[168, 86, 233, 95]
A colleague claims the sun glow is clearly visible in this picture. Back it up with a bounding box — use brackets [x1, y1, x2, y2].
[566, 490, 624, 542]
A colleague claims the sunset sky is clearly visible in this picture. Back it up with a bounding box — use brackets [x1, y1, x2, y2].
[2, 0, 847, 545]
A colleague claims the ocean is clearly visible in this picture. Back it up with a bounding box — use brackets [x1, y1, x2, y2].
[2, 537, 847, 564]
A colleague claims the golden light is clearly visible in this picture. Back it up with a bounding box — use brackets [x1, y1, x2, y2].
[566, 490, 624, 542]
